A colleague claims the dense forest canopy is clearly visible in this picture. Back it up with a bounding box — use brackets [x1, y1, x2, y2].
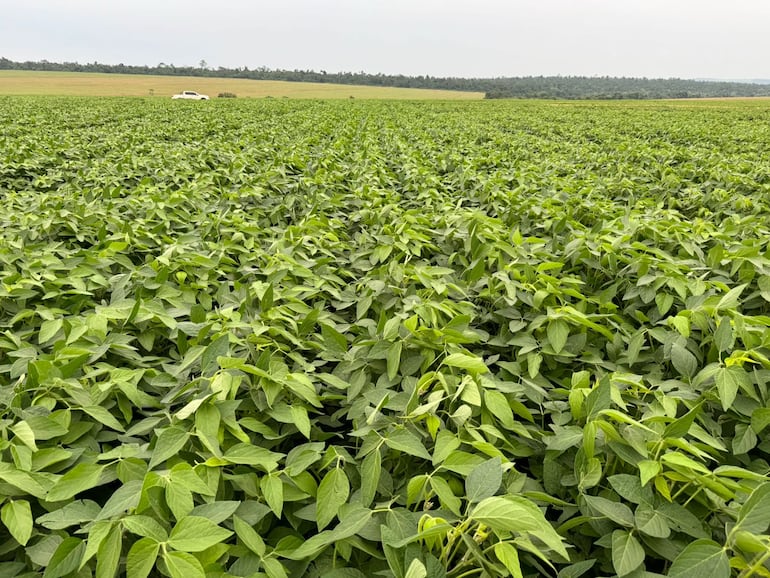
[3, 57, 770, 99]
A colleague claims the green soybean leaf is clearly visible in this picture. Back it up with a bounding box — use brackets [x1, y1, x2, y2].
[494, 542, 524, 578]
[387, 341, 402, 380]
[47, 463, 106, 502]
[713, 318, 734, 352]
[222, 443, 283, 470]
[39, 318, 64, 344]
[167, 516, 233, 552]
[667, 540, 729, 578]
[443, 352, 488, 374]
[43, 537, 85, 578]
[547, 319, 569, 354]
[735, 482, 770, 534]
[716, 284, 746, 311]
[430, 476, 462, 516]
[234, 515, 266, 557]
[122, 515, 169, 542]
[671, 342, 697, 378]
[471, 496, 543, 532]
[360, 448, 381, 507]
[96, 524, 122, 578]
[385, 428, 431, 460]
[465, 457, 503, 504]
[148, 426, 189, 470]
[1, 500, 33, 545]
[126, 537, 159, 578]
[262, 557, 289, 578]
[404, 559, 427, 578]
[611, 530, 644, 577]
[634, 504, 670, 538]
[163, 551, 205, 578]
[317, 468, 349, 531]
[201, 334, 230, 375]
[261, 474, 284, 518]
[584, 495, 635, 527]
[715, 366, 749, 411]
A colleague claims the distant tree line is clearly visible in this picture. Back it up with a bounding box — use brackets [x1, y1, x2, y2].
[2, 57, 770, 99]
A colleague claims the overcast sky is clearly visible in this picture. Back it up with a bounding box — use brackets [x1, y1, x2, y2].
[2, 0, 769, 79]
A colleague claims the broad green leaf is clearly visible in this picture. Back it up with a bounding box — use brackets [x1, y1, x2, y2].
[471, 496, 545, 533]
[716, 284, 746, 311]
[122, 515, 168, 542]
[317, 468, 349, 531]
[584, 376, 611, 419]
[1, 500, 33, 545]
[360, 448, 381, 507]
[148, 426, 189, 470]
[221, 443, 283, 471]
[43, 537, 85, 578]
[201, 334, 230, 375]
[321, 323, 347, 355]
[280, 505, 372, 560]
[386, 341, 402, 380]
[261, 474, 284, 518]
[234, 515, 266, 557]
[732, 423, 757, 455]
[494, 542, 524, 578]
[484, 389, 515, 429]
[662, 402, 701, 439]
[96, 480, 143, 520]
[611, 530, 644, 577]
[188, 501, 241, 524]
[671, 342, 697, 378]
[262, 557, 289, 578]
[735, 482, 770, 534]
[751, 407, 770, 434]
[126, 537, 159, 578]
[404, 559, 427, 578]
[584, 495, 635, 527]
[443, 352, 488, 374]
[715, 366, 749, 411]
[432, 429, 461, 466]
[165, 481, 194, 520]
[557, 560, 597, 578]
[10, 421, 37, 452]
[471, 497, 568, 558]
[713, 318, 733, 352]
[634, 504, 670, 538]
[96, 524, 122, 578]
[656, 293, 674, 316]
[430, 476, 462, 516]
[638, 460, 661, 487]
[167, 516, 233, 552]
[82, 520, 113, 566]
[291, 405, 311, 438]
[385, 428, 432, 460]
[547, 319, 569, 354]
[81, 405, 125, 432]
[47, 463, 106, 502]
[465, 457, 502, 504]
[38, 500, 101, 532]
[163, 551, 205, 578]
[39, 318, 64, 344]
[667, 540, 729, 578]
[169, 463, 216, 496]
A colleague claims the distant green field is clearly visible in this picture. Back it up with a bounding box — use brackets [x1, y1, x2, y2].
[0, 70, 483, 99]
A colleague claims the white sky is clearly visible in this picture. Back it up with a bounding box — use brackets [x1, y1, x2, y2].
[2, 0, 769, 79]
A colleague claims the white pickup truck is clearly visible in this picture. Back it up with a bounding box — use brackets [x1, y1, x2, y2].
[171, 91, 209, 100]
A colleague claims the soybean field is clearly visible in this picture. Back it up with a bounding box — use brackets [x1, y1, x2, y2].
[1, 97, 770, 577]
